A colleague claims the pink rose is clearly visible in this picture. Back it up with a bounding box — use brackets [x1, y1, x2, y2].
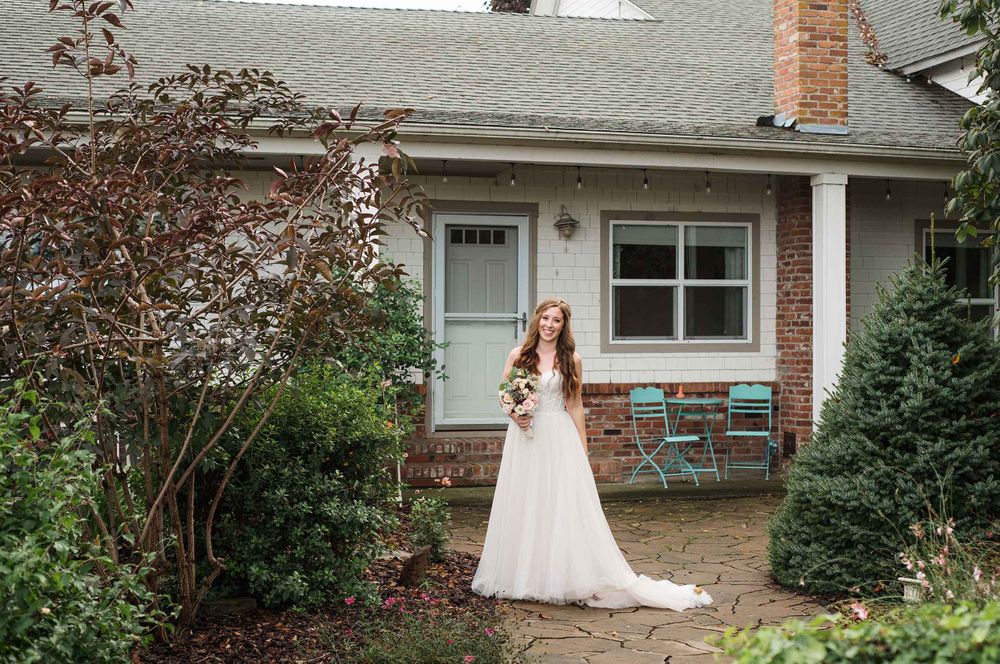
[344, 596, 356, 605]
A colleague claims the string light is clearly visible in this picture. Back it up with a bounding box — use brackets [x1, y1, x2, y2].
[885, 179, 892, 201]
[704, 171, 712, 194]
[509, 163, 516, 187]
[642, 169, 650, 190]
[576, 166, 583, 190]
[766, 174, 773, 197]
[943, 182, 950, 203]
[441, 160, 448, 184]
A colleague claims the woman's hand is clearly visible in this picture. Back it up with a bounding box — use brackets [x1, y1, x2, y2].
[511, 413, 532, 430]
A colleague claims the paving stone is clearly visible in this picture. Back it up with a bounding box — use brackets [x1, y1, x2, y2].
[448, 495, 825, 663]
[528, 637, 622, 654]
[585, 649, 667, 664]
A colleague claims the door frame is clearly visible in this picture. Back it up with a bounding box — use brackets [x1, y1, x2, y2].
[423, 201, 538, 433]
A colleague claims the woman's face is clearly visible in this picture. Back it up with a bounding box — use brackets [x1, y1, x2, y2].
[538, 306, 565, 344]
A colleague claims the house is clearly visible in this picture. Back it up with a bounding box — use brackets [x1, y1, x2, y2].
[865, 0, 988, 103]
[4, 0, 992, 486]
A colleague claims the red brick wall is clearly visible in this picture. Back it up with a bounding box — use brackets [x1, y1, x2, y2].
[775, 177, 814, 449]
[404, 381, 782, 487]
[773, 0, 849, 129]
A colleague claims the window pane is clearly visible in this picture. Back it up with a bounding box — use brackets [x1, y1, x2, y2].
[613, 225, 677, 279]
[464, 228, 478, 244]
[478, 229, 492, 245]
[684, 286, 747, 339]
[449, 228, 463, 244]
[926, 232, 991, 299]
[613, 286, 675, 339]
[685, 226, 748, 280]
[493, 230, 506, 245]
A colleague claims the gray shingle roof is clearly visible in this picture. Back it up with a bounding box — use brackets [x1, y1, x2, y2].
[0, 0, 971, 152]
[861, 0, 982, 71]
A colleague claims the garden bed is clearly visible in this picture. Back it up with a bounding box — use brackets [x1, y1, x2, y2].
[141, 505, 516, 663]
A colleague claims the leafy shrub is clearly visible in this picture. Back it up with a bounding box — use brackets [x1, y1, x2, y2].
[217, 367, 403, 609]
[410, 496, 451, 562]
[339, 276, 445, 425]
[321, 598, 526, 664]
[716, 601, 1000, 663]
[768, 260, 1000, 594]
[0, 387, 163, 663]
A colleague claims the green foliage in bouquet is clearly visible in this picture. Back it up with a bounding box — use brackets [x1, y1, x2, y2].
[216, 367, 403, 609]
[768, 259, 1000, 594]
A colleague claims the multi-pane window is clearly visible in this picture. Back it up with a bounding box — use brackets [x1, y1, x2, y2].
[924, 230, 998, 326]
[611, 221, 751, 342]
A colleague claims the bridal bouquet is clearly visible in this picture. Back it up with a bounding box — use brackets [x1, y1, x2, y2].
[499, 367, 541, 438]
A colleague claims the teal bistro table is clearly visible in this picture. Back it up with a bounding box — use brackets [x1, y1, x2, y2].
[664, 397, 724, 482]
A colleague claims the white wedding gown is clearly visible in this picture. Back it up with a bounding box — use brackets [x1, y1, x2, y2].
[472, 370, 714, 611]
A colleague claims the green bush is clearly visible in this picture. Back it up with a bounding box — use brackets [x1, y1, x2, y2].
[339, 276, 445, 424]
[716, 601, 1000, 663]
[768, 260, 1000, 594]
[0, 386, 163, 664]
[410, 495, 451, 562]
[217, 367, 403, 609]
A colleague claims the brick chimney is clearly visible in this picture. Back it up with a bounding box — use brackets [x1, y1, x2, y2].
[773, 0, 849, 134]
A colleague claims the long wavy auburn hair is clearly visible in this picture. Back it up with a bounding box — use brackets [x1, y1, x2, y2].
[513, 297, 581, 399]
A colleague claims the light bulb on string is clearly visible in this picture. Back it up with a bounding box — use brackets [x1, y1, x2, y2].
[885, 179, 892, 201]
[576, 166, 583, 190]
[642, 169, 650, 190]
[510, 163, 516, 187]
[766, 174, 773, 197]
[704, 171, 712, 194]
[442, 160, 448, 184]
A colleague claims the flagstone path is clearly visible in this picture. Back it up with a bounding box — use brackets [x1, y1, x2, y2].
[449, 495, 828, 663]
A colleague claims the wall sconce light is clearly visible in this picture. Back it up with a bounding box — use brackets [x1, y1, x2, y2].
[554, 205, 580, 239]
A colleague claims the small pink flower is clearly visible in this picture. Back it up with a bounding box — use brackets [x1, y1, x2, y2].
[414, 489, 421, 494]
[915, 571, 926, 580]
[383, 597, 398, 608]
[916, 560, 926, 570]
[932, 555, 946, 566]
[485, 627, 495, 637]
[974, 566, 983, 582]
[441, 476, 453, 487]
[946, 590, 955, 599]
[421, 592, 432, 602]
[344, 596, 356, 605]
[849, 602, 869, 621]
[464, 657, 476, 664]
[447, 639, 455, 645]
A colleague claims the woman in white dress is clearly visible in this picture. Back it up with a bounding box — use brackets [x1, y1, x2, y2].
[471, 297, 713, 611]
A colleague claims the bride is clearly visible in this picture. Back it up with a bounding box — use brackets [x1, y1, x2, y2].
[471, 297, 713, 611]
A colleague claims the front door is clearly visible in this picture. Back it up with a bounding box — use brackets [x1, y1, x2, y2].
[432, 213, 529, 428]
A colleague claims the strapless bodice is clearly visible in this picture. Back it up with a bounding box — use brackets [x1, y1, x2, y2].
[535, 370, 567, 413]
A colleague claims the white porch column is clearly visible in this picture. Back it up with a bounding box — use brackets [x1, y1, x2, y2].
[811, 173, 848, 422]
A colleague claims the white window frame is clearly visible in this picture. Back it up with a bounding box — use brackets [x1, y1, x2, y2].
[608, 219, 753, 345]
[922, 228, 999, 333]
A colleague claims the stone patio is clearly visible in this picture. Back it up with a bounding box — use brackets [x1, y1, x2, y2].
[448, 493, 828, 663]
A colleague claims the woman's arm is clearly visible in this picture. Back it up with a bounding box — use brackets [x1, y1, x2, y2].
[502, 346, 532, 430]
[565, 353, 588, 454]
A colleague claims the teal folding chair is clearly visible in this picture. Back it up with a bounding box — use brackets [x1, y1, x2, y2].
[627, 387, 701, 488]
[724, 383, 779, 480]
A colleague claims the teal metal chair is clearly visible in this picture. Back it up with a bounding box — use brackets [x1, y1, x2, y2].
[724, 383, 779, 480]
[627, 387, 701, 488]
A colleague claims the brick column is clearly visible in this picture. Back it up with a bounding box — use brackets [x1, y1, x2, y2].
[775, 177, 814, 448]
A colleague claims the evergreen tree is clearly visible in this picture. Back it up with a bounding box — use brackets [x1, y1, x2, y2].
[768, 259, 1000, 594]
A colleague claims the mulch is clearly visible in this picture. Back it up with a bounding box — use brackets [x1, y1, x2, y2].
[140, 507, 501, 664]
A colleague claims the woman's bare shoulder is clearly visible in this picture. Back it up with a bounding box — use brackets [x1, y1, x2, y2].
[572, 351, 583, 364]
[508, 346, 523, 359]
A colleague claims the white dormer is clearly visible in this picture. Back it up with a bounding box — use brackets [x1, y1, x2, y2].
[530, 0, 654, 20]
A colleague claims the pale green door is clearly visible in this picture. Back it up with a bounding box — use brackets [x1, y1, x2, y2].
[433, 214, 528, 428]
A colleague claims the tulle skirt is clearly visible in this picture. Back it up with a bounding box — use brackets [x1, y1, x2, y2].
[471, 410, 713, 611]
